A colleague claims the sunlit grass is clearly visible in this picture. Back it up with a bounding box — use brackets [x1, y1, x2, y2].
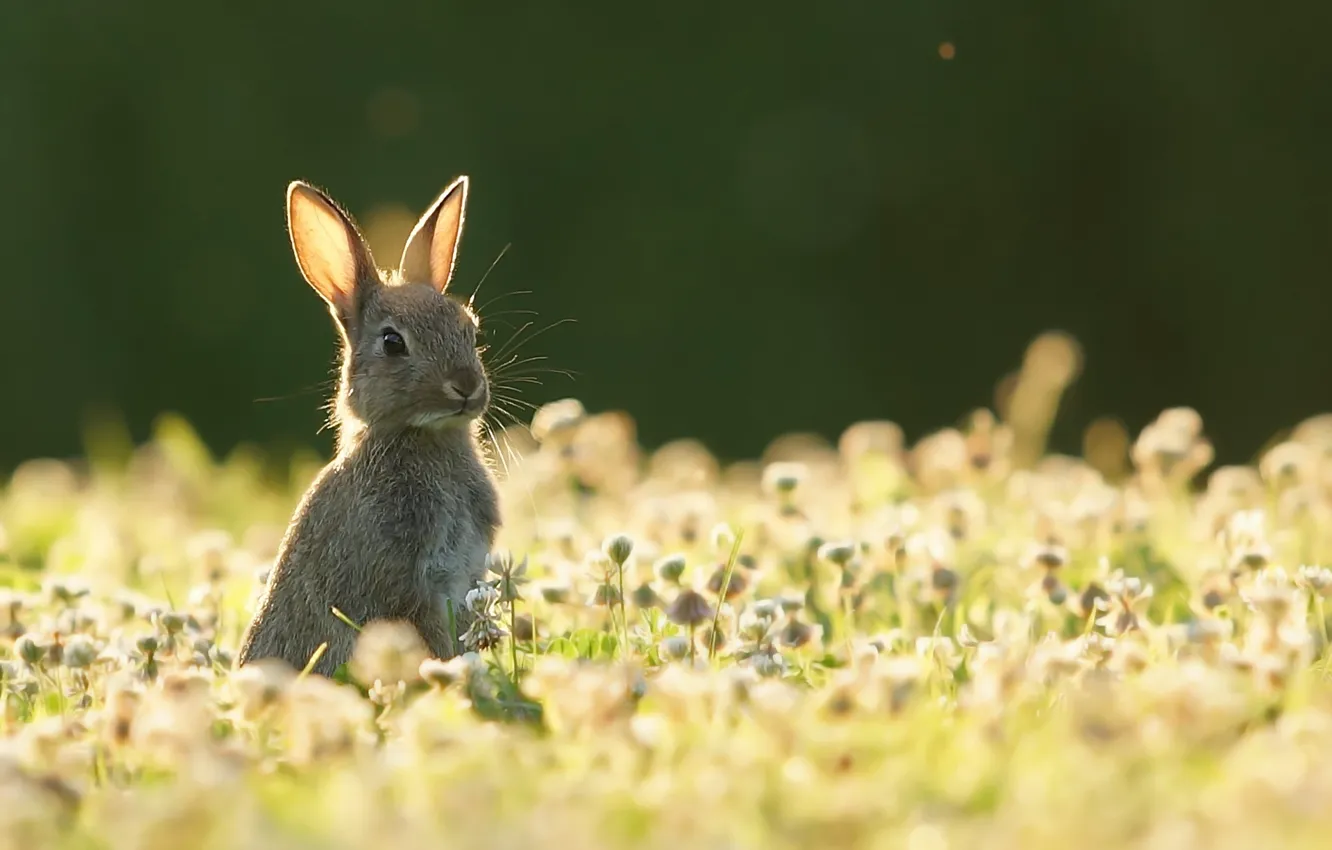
[4, 332, 1332, 848]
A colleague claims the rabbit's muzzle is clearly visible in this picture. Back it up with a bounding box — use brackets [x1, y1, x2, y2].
[442, 368, 489, 417]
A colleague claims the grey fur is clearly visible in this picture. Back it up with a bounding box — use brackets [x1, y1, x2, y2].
[236, 177, 501, 677]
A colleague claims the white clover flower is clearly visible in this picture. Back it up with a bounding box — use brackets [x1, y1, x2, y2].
[350, 620, 429, 686]
[460, 618, 507, 652]
[709, 522, 736, 553]
[61, 635, 98, 670]
[659, 635, 691, 661]
[748, 649, 787, 678]
[463, 583, 501, 615]
[761, 462, 807, 496]
[530, 398, 586, 443]
[1297, 565, 1332, 595]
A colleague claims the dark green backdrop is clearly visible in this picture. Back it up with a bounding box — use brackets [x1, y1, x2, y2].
[4, 1, 1332, 471]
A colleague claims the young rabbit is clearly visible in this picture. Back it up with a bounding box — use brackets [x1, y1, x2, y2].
[236, 176, 501, 677]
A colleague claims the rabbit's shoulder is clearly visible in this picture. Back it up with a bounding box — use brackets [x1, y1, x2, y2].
[273, 455, 416, 580]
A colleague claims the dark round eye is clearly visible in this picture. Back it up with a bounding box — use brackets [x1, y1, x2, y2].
[381, 329, 407, 356]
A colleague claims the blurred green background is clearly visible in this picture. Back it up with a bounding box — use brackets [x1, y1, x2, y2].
[4, 1, 1332, 472]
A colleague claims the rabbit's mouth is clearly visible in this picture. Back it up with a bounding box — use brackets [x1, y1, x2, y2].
[409, 404, 482, 430]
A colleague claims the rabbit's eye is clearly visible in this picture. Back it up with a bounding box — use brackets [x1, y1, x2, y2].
[381, 330, 408, 356]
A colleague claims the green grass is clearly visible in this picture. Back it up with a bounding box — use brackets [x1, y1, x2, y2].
[4, 380, 1332, 849]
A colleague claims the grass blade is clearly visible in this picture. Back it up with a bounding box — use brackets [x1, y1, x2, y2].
[708, 527, 745, 661]
[299, 642, 328, 680]
[330, 606, 362, 632]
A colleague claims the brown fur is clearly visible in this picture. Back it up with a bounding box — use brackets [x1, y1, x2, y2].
[236, 176, 501, 677]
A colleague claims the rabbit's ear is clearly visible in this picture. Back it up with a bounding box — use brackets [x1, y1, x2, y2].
[399, 175, 468, 293]
[287, 181, 376, 320]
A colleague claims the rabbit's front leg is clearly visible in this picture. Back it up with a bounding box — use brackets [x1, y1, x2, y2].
[415, 606, 465, 660]
[420, 514, 492, 650]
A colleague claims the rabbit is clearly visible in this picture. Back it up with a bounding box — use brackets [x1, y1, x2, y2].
[235, 175, 502, 678]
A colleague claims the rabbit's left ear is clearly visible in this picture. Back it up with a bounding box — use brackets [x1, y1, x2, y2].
[399, 175, 468, 293]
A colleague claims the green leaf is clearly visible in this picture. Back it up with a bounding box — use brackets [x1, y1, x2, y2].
[546, 637, 579, 659]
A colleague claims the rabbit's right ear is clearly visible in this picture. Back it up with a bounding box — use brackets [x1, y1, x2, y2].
[286, 181, 376, 323]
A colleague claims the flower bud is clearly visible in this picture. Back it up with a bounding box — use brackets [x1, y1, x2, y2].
[818, 541, 856, 567]
[14, 633, 44, 666]
[654, 554, 687, 585]
[602, 533, 635, 567]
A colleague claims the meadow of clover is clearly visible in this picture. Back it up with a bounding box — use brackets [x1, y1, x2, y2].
[4, 330, 1332, 850]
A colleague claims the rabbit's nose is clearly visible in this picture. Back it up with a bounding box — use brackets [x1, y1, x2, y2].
[444, 371, 483, 400]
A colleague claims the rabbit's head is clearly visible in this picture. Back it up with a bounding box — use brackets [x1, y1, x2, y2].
[285, 177, 489, 434]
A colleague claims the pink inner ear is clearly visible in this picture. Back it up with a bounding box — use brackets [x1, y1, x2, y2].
[428, 194, 464, 292]
[289, 188, 363, 308]
[398, 178, 469, 291]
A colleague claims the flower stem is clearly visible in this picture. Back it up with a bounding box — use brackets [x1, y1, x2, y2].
[509, 599, 520, 683]
[618, 564, 629, 659]
[1315, 595, 1329, 663]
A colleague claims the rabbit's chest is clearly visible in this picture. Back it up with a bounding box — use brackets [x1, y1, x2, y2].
[417, 506, 490, 601]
